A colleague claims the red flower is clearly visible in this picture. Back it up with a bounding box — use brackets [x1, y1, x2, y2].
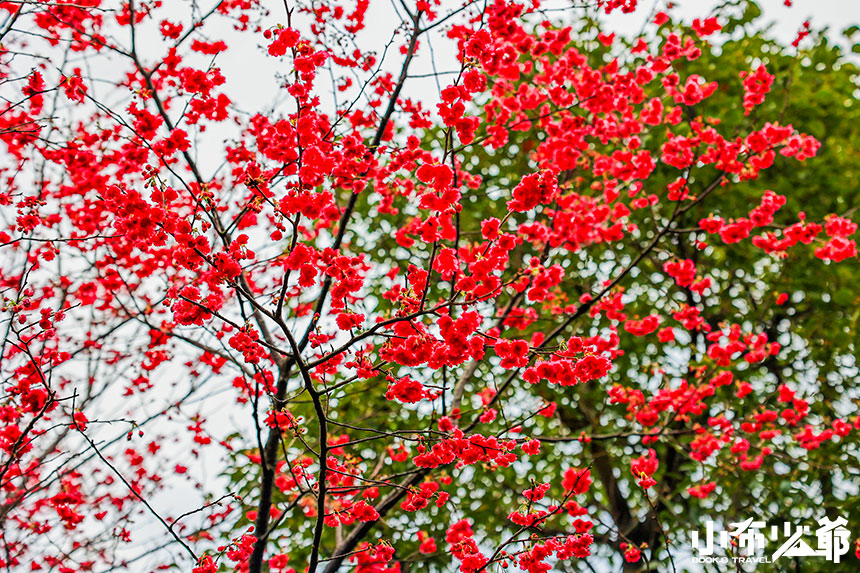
[562, 468, 592, 495]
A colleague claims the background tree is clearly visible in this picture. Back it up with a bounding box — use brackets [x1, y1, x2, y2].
[0, 0, 858, 572]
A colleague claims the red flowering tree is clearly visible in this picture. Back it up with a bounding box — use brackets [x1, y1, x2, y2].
[1, 0, 858, 571]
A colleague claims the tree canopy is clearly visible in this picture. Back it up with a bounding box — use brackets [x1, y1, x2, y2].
[0, 0, 858, 572]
